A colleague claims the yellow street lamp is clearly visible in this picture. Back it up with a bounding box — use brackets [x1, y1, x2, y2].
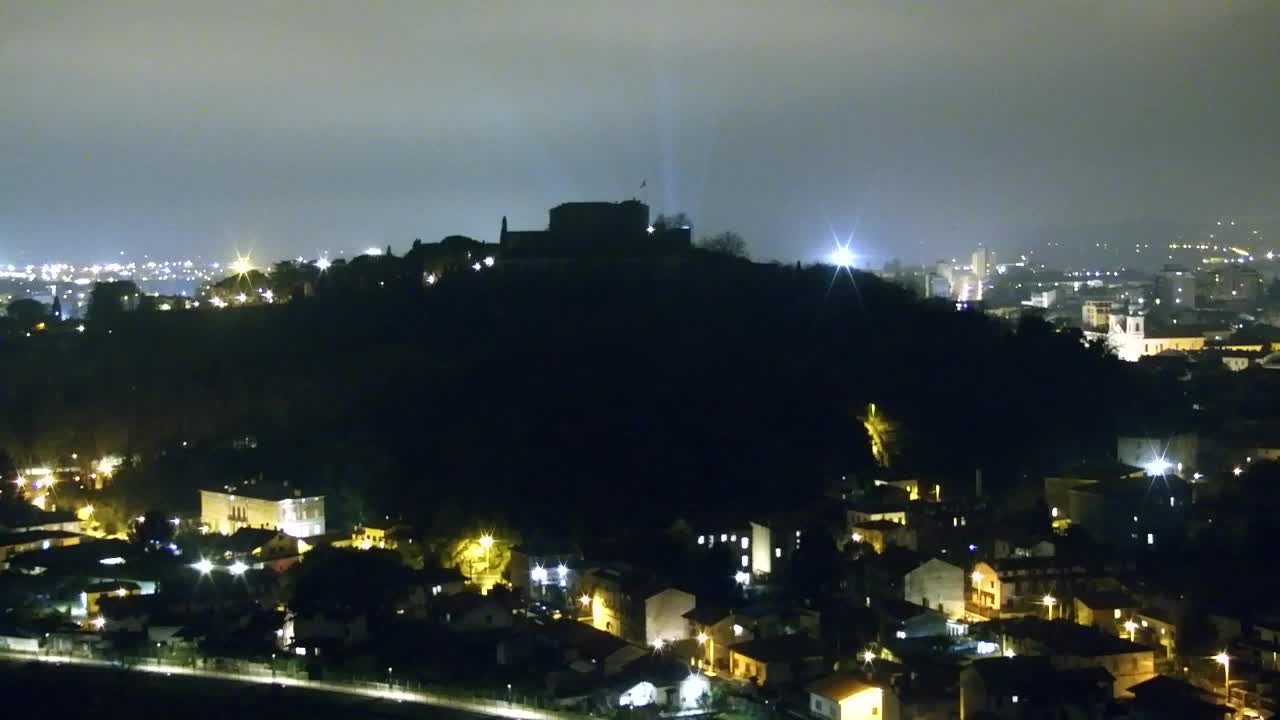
[1123, 620, 1138, 642]
[696, 631, 715, 670]
[579, 593, 591, 607]
[1042, 594, 1057, 620]
[1214, 652, 1231, 701]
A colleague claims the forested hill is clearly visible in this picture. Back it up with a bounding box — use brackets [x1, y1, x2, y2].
[0, 258, 1177, 533]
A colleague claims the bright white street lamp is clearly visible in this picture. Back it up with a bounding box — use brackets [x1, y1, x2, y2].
[1214, 652, 1231, 700]
[229, 561, 248, 576]
[1039, 594, 1059, 617]
[192, 558, 214, 575]
[830, 244, 856, 268]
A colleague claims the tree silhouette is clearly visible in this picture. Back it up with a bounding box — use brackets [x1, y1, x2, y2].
[87, 281, 142, 321]
[697, 231, 747, 258]
[6, 298, 48, 328]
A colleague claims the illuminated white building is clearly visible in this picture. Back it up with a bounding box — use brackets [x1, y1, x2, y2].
[808, 674, 899, 720]
[200, 485, 325, 538]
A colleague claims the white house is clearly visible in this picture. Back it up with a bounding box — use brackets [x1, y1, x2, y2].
[808, 674, 899, 720]
[903, 558, 964, 619]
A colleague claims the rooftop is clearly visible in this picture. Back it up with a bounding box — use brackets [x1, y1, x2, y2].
[729, 633, 823, 662]
[982, 618, 1147, 657]
[968, 657, 1113, 698]
[204, 483, 322, 502]
[683, 605, 732, 626]
[1073, 588, 1136, 611]
[807, 673, 879, 702]
[0, 529, 83, 546]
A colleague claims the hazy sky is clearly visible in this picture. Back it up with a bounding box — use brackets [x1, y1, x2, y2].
[2, 1, 1277, 264]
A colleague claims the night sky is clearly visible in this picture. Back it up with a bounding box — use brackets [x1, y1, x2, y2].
[2, 2, 1277, 264]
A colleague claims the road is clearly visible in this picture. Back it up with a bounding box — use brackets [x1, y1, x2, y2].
[0, 651, 577, 720]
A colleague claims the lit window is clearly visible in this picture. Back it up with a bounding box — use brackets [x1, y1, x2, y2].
[741, 554, 749, 567]
[732, 624, 744, 637]
[720, 534, 727, 543]
[697, 535, 704, 545]
[1114, 609, 1122, 619]
[1011, 696, 1018, 704]
[740, 537, 749, 549]
[1141, 620, 1148, 628]
[953, 517, 958, 527]
[1169, 497, 1175, 508]
[1051, 507, 1058, 518]
[895, 630, 907, 639]
[1147, 533, 1155, 545]
[730, 534, 737, 542]
[774, 547, 781, 558]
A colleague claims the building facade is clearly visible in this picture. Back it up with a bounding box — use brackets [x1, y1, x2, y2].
[200, 486, 325, 538]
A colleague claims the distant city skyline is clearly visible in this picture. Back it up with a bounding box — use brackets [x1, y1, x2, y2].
[3, 2, 1278, 264]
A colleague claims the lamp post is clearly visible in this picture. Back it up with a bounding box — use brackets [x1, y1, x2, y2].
[271, 652, 276, 680]
[1042, 594, 1057, 620]
[1214, 652, 1231, 702]
[1123, 620, 1138, 642]
[387, 666, 394, 690]
[697, 631, 714, 671]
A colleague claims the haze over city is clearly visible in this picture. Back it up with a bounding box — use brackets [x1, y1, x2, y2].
[3, 1, 1278, 264]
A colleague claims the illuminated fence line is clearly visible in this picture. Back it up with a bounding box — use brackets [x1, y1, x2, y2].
[0, 649, 586, 720]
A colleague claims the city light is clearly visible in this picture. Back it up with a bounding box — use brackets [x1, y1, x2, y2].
[478, 534, 494, 550]
[96, 456, 121, 477]
[829, 244, 856, 268]
[862, 650, 876, 664]
[365, 247, 383, 256]
[1124, 619, 1138, 641]
[90, 616, 106, 630]
[230, 254, 254, 276]
[556, 563, 569, 579]
[530, 565, 548, 584]
[1144, 458, 1173, 476]
[696, 632, 709, 645]
[579, 594, 591, 607]
[734, 571, 750, 585]
[229, 561, 248, 576]
[315, 257, 331, 271]
[1041, 594, 1057, 619]
[192, 558, 214, 574]
[1233, 466, 1243, 477]
[651, 638, 665, 651]
[483, 256, 495, 267]
[99, 557, 126, 565]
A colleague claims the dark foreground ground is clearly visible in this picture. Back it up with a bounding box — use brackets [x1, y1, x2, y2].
[0, 658, 487, 720]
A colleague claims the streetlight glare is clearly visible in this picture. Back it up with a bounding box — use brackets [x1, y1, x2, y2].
[829, 244, 855, 268]
[192, 558, 214, 574]
[229, 561, 248, 576]
[230, 254, 253, 276]
[315, 256, 331, 271]
[478, 534, 494, 550]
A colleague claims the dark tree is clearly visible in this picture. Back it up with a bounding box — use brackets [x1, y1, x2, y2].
[129, 510, 175, 548]
[286, 547, 412, 613]
[87, 281, 142, 321]
[697, 231, 747, 258]
[653, 212, 693, 232]
[5, 298, 49, 328]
